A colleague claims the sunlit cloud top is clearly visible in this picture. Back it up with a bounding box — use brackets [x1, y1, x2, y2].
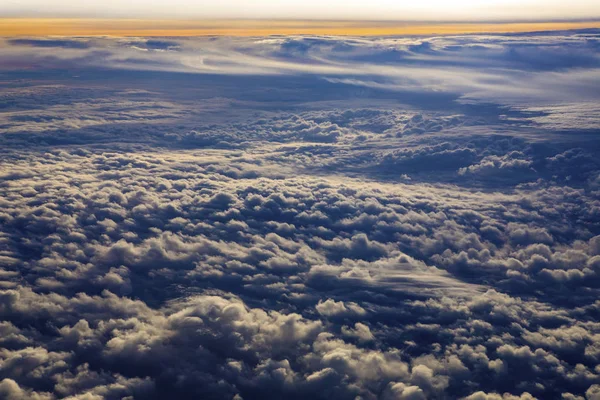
[2, 0, 600, 21]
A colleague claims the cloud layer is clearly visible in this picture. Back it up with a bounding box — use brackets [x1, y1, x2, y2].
[0, 31, 599, 399]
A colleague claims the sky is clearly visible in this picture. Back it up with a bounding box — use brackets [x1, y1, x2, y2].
[2, 0, 600, 21]
[2, 19, 600, 36]
[1, 0, 600, 398]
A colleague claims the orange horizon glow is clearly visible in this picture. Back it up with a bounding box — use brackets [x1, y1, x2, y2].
[1, 19, 600, 37]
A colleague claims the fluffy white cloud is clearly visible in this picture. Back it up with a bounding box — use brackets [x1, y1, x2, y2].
[0, 30, 599, 399]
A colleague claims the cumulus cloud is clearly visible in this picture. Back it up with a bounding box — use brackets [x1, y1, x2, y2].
[0, 29, 599, 399]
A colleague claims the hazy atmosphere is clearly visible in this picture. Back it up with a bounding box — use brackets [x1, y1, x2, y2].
[3, 0, 600, 20]
[1, 2, 600, 400]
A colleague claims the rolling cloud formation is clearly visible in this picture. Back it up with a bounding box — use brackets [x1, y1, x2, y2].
[0, 30, 600, 399]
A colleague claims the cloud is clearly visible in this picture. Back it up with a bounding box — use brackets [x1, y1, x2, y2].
[8, 38, 91, 49]
[316, 299, 367, 317]
[0, 30, 599, 399]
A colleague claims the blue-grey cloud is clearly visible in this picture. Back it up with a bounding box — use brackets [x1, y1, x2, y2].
[0, 30, 599, 400]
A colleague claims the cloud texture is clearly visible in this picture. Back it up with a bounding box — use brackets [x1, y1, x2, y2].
[0, 30, 600, 399]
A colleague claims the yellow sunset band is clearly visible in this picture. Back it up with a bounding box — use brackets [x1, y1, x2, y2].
[1, 19, 600, 37]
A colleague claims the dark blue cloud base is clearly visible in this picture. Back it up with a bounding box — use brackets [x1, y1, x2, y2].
[0, 30, 599, 400]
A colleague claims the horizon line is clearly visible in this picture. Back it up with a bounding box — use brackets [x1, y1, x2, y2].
[1, 19, 600, 37]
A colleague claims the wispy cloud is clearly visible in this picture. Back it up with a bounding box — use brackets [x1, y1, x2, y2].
[3, 32, 599, 128]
